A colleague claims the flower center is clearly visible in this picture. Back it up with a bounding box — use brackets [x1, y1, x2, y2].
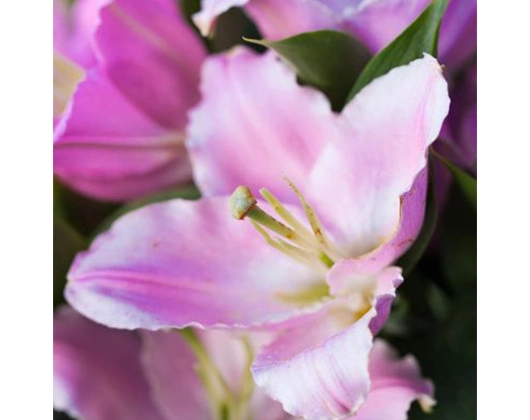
[230, 179, 342, 271]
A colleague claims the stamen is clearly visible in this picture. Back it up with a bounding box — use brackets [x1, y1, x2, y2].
[230, 186, 303, 242]
[229, 183, 339, 269]
[259, 188, 314, 241]
[250, 221, 310, 263]
[250, 222, 328, 273]
[285, 178, 331, 250]
[230, 186, 257, 220]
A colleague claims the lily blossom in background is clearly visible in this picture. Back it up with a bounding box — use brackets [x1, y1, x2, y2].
[194, 0, 477, 182]
[54, 306, 290, 420]
[53, 0, 206, 201]
[439, 60, 477, 174]
[193, 0, 428, 52]
[64, 48, 449, 418]
[53, 0, 102, 123]
[54, 307, 434, 420]
[194, 0, 476, 71]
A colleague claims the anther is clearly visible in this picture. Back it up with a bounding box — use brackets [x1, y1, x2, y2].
[229, 183, 338, 269]
[230, 186, 257, 220]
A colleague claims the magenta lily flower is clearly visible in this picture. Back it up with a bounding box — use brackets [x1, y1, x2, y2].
[53, 0, 206, 201]
[54, 306, 289, 419]
[194, 0, 476, 71]
[194, 0, 428, 52]
[65, 48, 449, 418]
[55, 307, 434, 419]
[439, 60, 477, 174]
[53, 0, 98, 122]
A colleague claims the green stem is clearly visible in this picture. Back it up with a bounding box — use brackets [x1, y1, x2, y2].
[178, 329, 239, 420]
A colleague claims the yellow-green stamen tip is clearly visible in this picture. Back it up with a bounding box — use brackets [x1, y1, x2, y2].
[230, 186, 257, 220]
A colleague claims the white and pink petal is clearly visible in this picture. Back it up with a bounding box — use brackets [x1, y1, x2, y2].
[187, 47, 338, 202]
[54, 69, 191, 202]
[65, 197, 323, 330]
[95, 0, 206, 129]
[352, 339, 435, 420]
[252, 266, 402, 419]
[307, 54, 449, 257]
[252, 305, 374, 419]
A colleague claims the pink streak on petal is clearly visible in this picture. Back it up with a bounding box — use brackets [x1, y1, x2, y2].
[66, 197, 321, 330]
[252, 264, 402, 419]
[140, 330, 211, 419]
[54, 69, 191, 202]
[352, 339, 435, 420]
[95, 0, 206, 129]
[252, 306, 374, 419]
[307, 55, 449, 257]
[187, 48, 337, 201]
[53, 307, 165, 420]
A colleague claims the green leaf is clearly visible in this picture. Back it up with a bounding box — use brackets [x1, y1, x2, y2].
[54, 178, 120, 236]
[54, 217, 86, 308]
[440, 186, 477, 291]
[433, 150, 477, 211]
[398, 157, 438, 277]
[179, 0, 201, 19]
[397, 290, 476, 420]
[245, 30, 370, 110]
[346, 0, 448, 101]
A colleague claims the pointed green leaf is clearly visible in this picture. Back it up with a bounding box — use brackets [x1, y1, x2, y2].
[440, 187, 477, 291]
[433, 150, 477, 211]
[246, 30, 370, 110]
[347, 0, 448, 101]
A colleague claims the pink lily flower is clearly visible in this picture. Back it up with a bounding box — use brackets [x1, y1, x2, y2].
[54, 306, 289, 419]
[439, 60, 476, 174]
[53, 0, 96, 123]
[55, 307, 434, 419]
[65, 48, 449, 418]
[194, 0, 476, 72]
[194, 0, 478, 179]
[437, 0, 477, 175]
[53, 0, 206, 201]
